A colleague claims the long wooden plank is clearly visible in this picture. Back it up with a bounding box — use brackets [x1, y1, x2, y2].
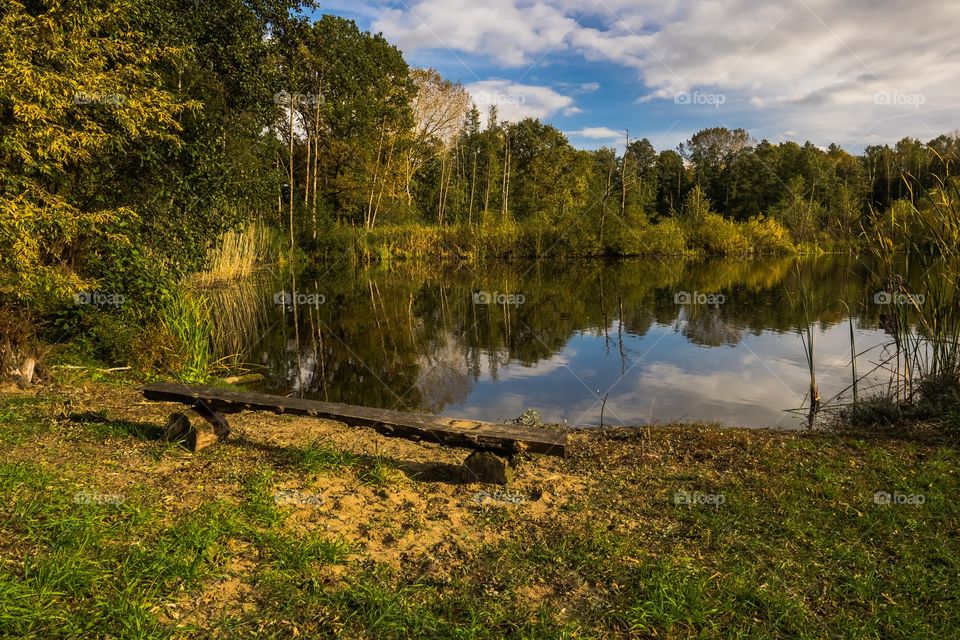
[142, 383, 568, 456]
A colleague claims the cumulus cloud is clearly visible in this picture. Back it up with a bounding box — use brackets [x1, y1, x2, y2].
[567, 126, 623, 139]
[465, 79, 574, 125]
[373, 0, 960, 145]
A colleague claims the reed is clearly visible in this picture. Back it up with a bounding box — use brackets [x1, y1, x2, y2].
[159, 287, 250, 383]
[844, 170, 960, 422]
[790, 263, 821, 425]
[192, 221, 286, 286]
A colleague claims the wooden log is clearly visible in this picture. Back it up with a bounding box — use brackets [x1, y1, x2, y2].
[191, 402, 231, 439]
[19, 358, 35, 386]
[162, 412, 217, 452]
[464, 451, 514, 484]
[185, 425, 218, 452]
[142, 382, 568, 457]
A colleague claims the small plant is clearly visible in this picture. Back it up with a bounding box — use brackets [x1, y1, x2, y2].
[358, 454, 400, 487]
[289, 438, 359, 473]
[510, 408, 544, 428]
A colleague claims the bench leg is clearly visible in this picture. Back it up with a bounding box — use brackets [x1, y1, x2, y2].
[163, 412, 218, 452]
[463, 451, 514, 485]
[191, 401, 231, 439]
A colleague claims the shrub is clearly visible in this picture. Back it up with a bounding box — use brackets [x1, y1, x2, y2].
[742, 215, 796, 254]
[634, 219, 688, 255]
[686, 213, 749, 255]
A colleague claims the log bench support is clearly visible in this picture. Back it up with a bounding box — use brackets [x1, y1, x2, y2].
[463, 451, 514, 484]
[161, 400, 229, 453]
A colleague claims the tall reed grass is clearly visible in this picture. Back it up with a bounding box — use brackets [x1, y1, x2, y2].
[866, 175, 960, 405]
[192, 222, 286, 286]
[835, 171, 960, 428]
[159, 290, 216, 383]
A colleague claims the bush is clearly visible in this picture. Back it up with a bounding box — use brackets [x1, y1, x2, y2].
[742, 215, 796, 254]
[686, 213, 749, 255]
[634, 219, 688, 255]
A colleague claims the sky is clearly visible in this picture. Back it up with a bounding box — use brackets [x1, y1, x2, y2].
[313, 0, 960, 153]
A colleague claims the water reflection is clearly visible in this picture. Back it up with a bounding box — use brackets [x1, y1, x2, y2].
[205, 255, 927, 428]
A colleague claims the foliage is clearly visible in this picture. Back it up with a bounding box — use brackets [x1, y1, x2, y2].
[741, 215, 796, 254]
[0, 0, 193, 311]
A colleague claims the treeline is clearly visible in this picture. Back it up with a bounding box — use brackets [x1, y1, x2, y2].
[4, 2, 960, 301]
[267, 18, 960, 257]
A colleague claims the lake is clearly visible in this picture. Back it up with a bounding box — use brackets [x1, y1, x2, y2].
[205, 254, 917, 429]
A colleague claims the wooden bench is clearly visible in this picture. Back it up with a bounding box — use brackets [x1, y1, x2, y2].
[142, 382, 569, 484]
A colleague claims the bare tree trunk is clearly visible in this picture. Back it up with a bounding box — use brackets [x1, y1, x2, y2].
[312, 102, 320, 241]
[468, 149, 477, 226]
[483, 150, 492, 222]
[501, 134, 510, 221]
[312, 91, 321, 240]
[276, 150, 282, 221]
[366, 118, 386, 229]
[437, 152, 446, 225]
[371, 140, 393, 229]
[620, 130, 630, 218]
[288, 100, 295, 250]
[441, 144, 454, 224]
[404, 150, 415, 206]
[304, 114, 311, 214]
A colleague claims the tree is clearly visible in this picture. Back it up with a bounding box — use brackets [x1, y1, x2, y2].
[0, 0, 194, 310]
[654, 150, 687, 217]
[402, 68, 471, 214]
[679, 127, 752, 215]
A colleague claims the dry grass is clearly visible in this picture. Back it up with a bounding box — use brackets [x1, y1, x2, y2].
[191, 222, 284, 286]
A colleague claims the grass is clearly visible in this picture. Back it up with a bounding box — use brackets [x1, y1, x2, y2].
[342, 217, 800, 264]
[1, 386, 958, 638]
[287, 437, 360, 473]
[191, 222, 287, 286]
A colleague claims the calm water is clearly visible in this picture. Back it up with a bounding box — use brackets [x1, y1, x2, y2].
[207, 255, 917, 429]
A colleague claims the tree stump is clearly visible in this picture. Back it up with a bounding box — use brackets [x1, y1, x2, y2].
[163, 412, 217, 452]
[463, 451, 514, 485]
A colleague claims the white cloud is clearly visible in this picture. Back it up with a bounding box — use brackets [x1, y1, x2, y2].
[567, 126, 623, 139]
[373, 0, 960, 146]
[465, 79, 574, 126]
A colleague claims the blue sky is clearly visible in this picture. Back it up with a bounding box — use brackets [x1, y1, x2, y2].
[313, 0, 960, 153]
